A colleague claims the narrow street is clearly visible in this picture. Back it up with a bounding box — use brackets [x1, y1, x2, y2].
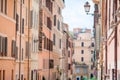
[0, 0, 120, 80]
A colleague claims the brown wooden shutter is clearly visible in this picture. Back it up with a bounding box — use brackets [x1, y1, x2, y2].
[26, 42, 28, 57]
[30, 10, 33, 28]
[50, 40, 53, 51]
[5, 37, 7, 56]
[5, 0, 7, 14]
[0, 36, 2, 54]
[22, 19, 24, 34]
[2, 37, 5, 56]
[44, 37, 46, 49]
[11, 40, 14, 57]
[15, 47, 18, 59]
[12, 40, 16, 57]
[47, 38, 49, 50]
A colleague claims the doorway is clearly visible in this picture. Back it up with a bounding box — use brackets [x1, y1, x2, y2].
[76, 76, 80, 80]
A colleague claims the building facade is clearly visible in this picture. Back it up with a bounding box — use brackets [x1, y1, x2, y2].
[73, 28, 95, 79]
[0, 0, 16, 80]
[0, 0, 74, 80]
[68, 35, 74, 80]
[93, 0, 120, 80]
[38, 0, 65, 80]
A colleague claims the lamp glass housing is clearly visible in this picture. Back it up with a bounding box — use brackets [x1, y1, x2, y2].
[84, 2, 91, 13]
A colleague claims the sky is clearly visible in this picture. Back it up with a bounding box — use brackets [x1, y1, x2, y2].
[62, 0, 94, 31]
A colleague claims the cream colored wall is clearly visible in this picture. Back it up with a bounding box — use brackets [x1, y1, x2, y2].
[73, 32, 94, 77]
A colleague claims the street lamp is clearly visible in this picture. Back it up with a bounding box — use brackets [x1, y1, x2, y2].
[84, 1, 100, 16]
[84, 1, 94, 16]
[84, 1, 91, 14]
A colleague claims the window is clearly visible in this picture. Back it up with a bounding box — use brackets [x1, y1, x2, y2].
[25, 42, 29, 58]
[91, 43, 94, 47]
[0, 0, 7, 14]
[44, 37, 53, 51]
[58, 20, 60, 30]
[81, 57, 84, 62]
[5, 0, 7, 14]
[46, 0, 53, 13]
[3, 70, 5, 80]
[81, 50, 84, 54]
[68, 51, 70, 57]
[30, 10, 33, 28]
[47, 17, 52, 30]
[83, 69, 87, 74]
[54, 15, 56, 26]
[68, 64, 70, 70]
[49, 59, 54, 69]
[31, 70, 33, 80]
[91, 65, 93, 70]
[91, 50, 93, 54]
[21, 74, 23, 80]
[91, 58, 93, 62]
[22, 0, 24, 4]
[0, 36, 7, 56]
[11, 40, 16, 57]
[22, 18, 24, 34]
[13, 0, 16, 19]
[76, 68, 80, 73]
[44, 37, 46, 49]
[59, 39, 61, 49]
[1, 0, 3, 12]
[22, 48, 24, 61]
[11, 70, 13, 80]
[53, 34, 56, 45]
[58, 7, 61, 14]
[15, 47, 18, 59]
[16, 14, 19, 31]
[0, 70, 1, 80]
[81, 42, 84, 47]
[0, 36, 2, 54]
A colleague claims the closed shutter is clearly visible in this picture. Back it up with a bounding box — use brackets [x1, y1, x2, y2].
[11, 40, 16, 57]
[22, 19, 24, 34]
[26, 42, 29, 57]
[2, 37, 5, 56]
[11, 40, 14, 57]
[51, 40, 52, 51]
[0, 36, 2, 54]
[31, 70, 33, 80]
[44, 37, 46, 49]
[5, 37, 7, 56]
[30, 10, 33, 28]
[16, 14, 19, 31]
[15, 47, 18, 59]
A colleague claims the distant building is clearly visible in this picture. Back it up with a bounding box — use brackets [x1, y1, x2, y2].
[73, 28, 95, 79]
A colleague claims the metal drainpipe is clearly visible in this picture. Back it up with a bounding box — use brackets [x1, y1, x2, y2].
[19, 0, 22, 80]
[48, 30, 50, 80]
[28, 0, 30, 80]
[114, 0, 117, 80]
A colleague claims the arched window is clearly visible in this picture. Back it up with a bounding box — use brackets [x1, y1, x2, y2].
[81, 42, 84, 47]
[91, 42, 94, 47]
